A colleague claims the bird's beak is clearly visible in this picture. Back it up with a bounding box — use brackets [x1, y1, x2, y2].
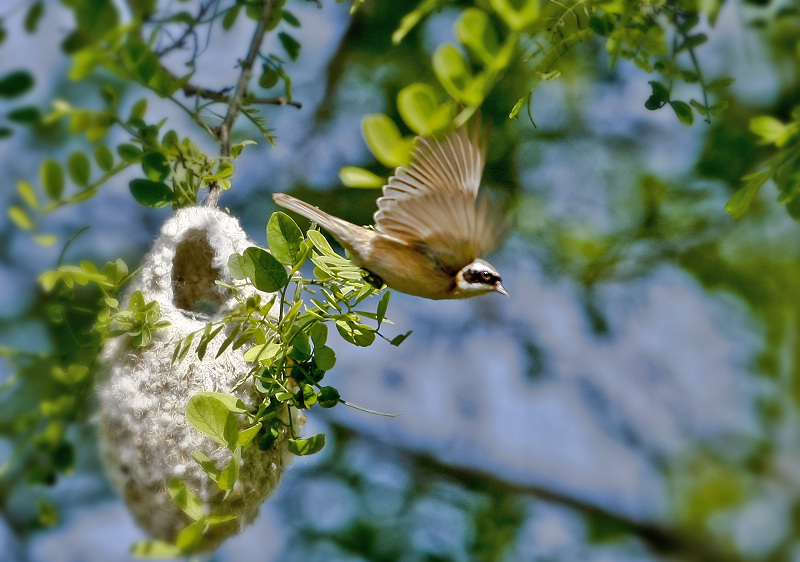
[495, 283, 510, 297]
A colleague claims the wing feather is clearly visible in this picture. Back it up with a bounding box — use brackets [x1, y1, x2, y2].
[374, 125, 502, 268]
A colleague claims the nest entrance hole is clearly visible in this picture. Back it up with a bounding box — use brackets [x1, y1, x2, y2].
[172, 228, 232, 316]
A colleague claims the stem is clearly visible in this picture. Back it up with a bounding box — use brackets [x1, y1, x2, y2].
[206, 0, 279, 208]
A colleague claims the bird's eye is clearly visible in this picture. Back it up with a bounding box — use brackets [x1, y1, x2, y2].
[481, 271, 492, 281]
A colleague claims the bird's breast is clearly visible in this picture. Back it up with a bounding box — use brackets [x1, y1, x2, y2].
[358, 236, 457, 299]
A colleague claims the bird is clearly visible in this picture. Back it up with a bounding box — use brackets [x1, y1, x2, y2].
[272, 124, 508, 300]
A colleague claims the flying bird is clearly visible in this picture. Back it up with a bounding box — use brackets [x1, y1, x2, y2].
[273, 125, 508, 300]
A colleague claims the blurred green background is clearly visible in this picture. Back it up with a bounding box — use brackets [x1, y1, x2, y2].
[2, 0, 800, 560]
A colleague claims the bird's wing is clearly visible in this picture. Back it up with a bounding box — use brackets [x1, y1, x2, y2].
[374, 125, 503, 268]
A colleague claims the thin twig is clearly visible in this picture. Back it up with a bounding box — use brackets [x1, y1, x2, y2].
[154, 2, 212, 57]
[205, 0, 279, 208]
[250, 96, 303, 108]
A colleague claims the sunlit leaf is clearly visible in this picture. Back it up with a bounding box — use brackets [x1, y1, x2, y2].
[267, 212, 304, 266]
[338, 166, 384, 188]
[287, 433, 325, 456]
[185, 392, 242, 450]
[167, 477, 204, 521]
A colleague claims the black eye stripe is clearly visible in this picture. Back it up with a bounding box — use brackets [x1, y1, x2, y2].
[464, 269, 500, 285]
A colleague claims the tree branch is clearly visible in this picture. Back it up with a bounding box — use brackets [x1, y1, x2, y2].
[319, 423, 746, 562]
[205, 0, 279, 208]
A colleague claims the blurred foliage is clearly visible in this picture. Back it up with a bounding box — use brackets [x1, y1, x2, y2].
[0, 0, 800, 560]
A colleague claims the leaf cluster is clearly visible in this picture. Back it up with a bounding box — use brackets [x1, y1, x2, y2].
[726, 106, 800, 220]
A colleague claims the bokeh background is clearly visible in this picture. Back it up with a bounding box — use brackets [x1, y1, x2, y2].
[2, 0, 800, 560]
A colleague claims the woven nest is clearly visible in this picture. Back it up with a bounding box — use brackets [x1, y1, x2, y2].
[98, 206, 303, 550]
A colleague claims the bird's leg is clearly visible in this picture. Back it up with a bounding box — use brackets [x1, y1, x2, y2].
[361, 269, 384, 289]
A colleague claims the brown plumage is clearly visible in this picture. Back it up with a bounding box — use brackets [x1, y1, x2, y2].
[273, 126, 508, 300]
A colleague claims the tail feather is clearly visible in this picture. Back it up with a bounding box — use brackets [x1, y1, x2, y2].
[272, 193, 367, 249]
[273, 193, 337, 226]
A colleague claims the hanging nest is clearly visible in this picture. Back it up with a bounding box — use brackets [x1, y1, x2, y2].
[98, 206, 303, 550]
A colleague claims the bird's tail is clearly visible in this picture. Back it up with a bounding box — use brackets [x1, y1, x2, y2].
[272, 193, 358, 243]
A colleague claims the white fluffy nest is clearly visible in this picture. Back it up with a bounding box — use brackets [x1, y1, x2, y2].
[98, 206, 304, 550]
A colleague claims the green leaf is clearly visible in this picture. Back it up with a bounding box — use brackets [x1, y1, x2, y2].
[677, 33, 707, 53]
[725, 170, 771, 219]
[306, 230, 337, 256]
[259, 66, 280, 89]
[40, 159, 64, 200]
[117, 143, 142, 161]
[142, 152, 170, 182]
[362, 113, 411, 168]
[129, 98, 147, 121]
[707, 77, 735, 92]
[231, 140, 256, 159]
[7, 105, 40, 123]
[455, 8, 500, 66]
[338, 166, 384, 188]
[73, 0, 119, 40]
[287, 433, 325, 456]
[222, 5, 240, 29]
[589, 13, 613, 36]
[489, 0, 540, 31]
[191, 450, 220, 482]
[227, 253, 247, 279]
[509, 92, 531, 119]
[749, 116, 787, 145]
[87, 112, 113, 141]
[313, 345, 336, 371]
[176, 520, 206, 553]
[129, 178, 173, 207]
[0, 70, 34, 98]
[9, 206, 33, 230]
[318, 386, 340, 408]
[335, 318, 376, 347]
[185, 393, 241, 450]
[397, 83, 453, 136]
[433, 44, 478, 105]
[237, 423, 262, 447]
[648, 81, 670, 103]
[242, 246, 289, 292]
[17, 180, 38, 209]
[130, 540, 183, 558]
[94, 145, 114, 171]
[217, 456, 240, 491]
[290, 332, 312, 361]
[309, 322, 327, 346]
[24, 2, 44, 33]
[67, 151, 91, 187]
[376, 291, 390, 327]
[242, 341, 281, 364]
[278, 32, 301, 60]
[167, 478, 204, 521]
[282, 10, 301, 27]
[670, 100, 694, 125]
[263, 2, 283, 29]
[392, 0, 438, 45]
[267, 212, 304, 266]
[299, 383, 317, 408]
[390, 330, 412, 346]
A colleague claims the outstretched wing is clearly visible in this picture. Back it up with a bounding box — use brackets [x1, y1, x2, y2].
[374, 125, 503, 268]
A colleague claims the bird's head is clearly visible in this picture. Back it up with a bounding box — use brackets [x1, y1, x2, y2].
[454, 258, 509, 298]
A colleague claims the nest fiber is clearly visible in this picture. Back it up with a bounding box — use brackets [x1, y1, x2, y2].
[98, 206, 302, 549]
